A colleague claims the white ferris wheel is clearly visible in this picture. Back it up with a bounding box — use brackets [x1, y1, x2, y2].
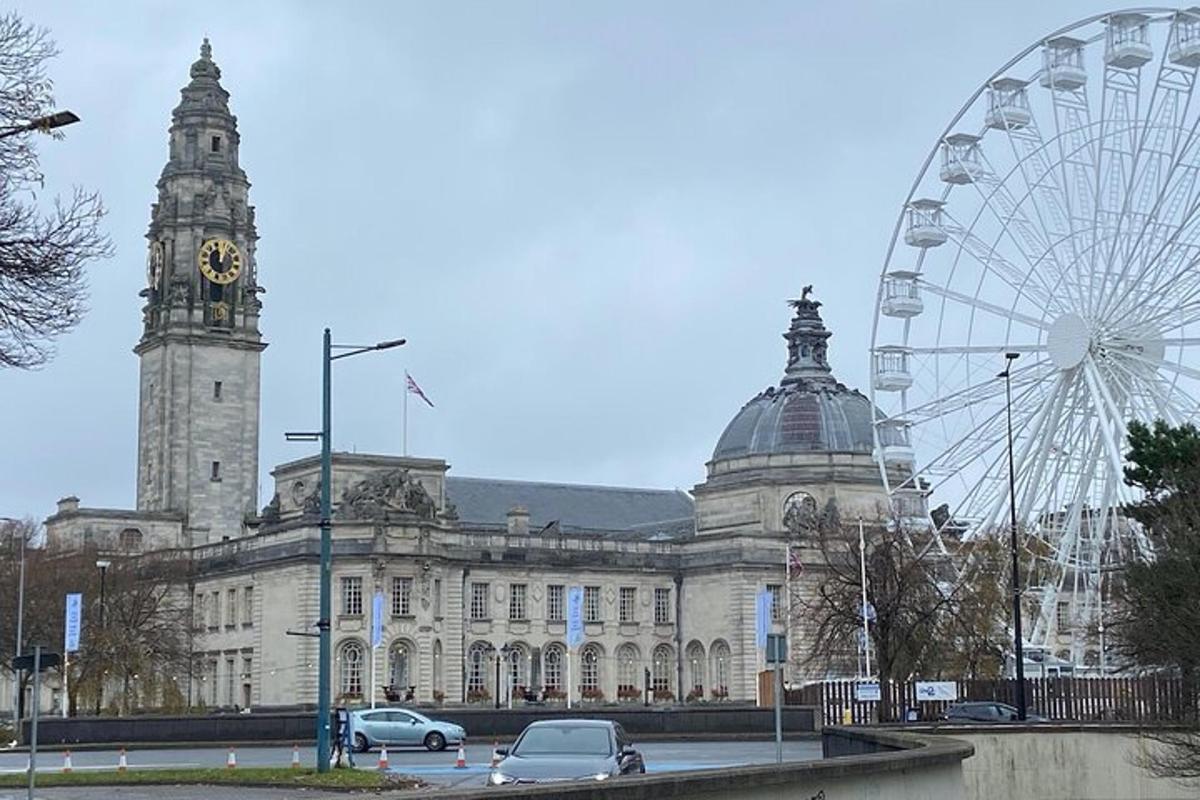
[869, 8, 1200, 664]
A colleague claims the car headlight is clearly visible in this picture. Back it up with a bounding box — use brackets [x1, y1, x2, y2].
[489, 772, 515, 786]
[591, 773, 611, 781]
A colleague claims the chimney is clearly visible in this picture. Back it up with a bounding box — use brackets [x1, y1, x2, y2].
[57, 496, 80, 514]
[506, 505, 530, 536]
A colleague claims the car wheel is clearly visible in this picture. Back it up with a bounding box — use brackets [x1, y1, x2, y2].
[354, 733, 369, 753]
[424, 731, 447, 752]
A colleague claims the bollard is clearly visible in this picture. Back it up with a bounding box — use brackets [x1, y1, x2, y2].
[226, 747, 237, 769]
[291, 743, 300, 769]
[117, 748, 128, 773]
[62, 750, 73, 774]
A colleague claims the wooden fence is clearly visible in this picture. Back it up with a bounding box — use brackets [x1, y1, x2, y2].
[788, 675, 1195, 726]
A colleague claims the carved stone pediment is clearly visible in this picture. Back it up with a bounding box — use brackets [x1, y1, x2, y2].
[335, 468, 437, 522]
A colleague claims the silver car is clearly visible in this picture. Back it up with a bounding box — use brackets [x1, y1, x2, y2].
[350, 708, 466, 752]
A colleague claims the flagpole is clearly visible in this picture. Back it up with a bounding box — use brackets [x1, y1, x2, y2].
[858, 517, 871, 679]
[784, 542, 792, 682]
[402, 371, 409, 456]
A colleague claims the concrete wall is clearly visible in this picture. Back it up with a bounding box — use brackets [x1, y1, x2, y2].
[941, 725, 1198, 800]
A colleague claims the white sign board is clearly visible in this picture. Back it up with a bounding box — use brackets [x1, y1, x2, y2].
[755, 589, 772, 649]
[371, 592, 384, 648]
[855, 682, 881, 702]
[914, 681, 958, 702]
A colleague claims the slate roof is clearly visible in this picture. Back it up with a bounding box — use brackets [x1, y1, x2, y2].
[445, 476, 695, 536]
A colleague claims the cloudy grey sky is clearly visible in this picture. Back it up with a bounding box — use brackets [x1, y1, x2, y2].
[2, 0, 1115, 520]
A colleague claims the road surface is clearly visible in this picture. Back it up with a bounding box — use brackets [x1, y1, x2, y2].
[0, 740, 823, 797]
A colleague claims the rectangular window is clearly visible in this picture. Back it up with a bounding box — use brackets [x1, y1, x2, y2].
[241, 655, 253, 707]
[209, 591, 221, 629]
[547, 584, 564, 621]
[392, 576, 413, 616]
[225, 656, 235, 706]
[509, 583, 527, 620]
[655, 587, 672, 624]
[211, 135, 221, 153]
[242, 586, 253, 626]
[584, 585, 601, 623]
[433, 578, 442, 618]
[619, 586, 637, 623]
[211, 461, 221, 481]
[1056, 602, 1071, 631]
[194, 593, 206, 629]
[226, 587, 237, 627]
[213, 380, 222, 400]
[470, 582, 489, 620]
[767, 583, 783, 622]
[341, 576, 363, 616]
[208, 659, 218, 705]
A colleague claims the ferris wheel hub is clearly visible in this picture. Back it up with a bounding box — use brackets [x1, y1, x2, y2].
[1047, 312, 1090, 370]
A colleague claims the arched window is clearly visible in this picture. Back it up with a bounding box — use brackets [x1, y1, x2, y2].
[507, 643, 528, 692]
[652, 644, 674, 698]
[543, 644, 564, 692]
[467, 642, 491, 698]
[686, 641, 706, 698]
[710, 640, 731, 699]
[338, 640, 364, 698]
[119, 527, 144, 552]
[580, 644, 602, 698]
[616, 644, 640, 697]
[388, 640, 412, 691]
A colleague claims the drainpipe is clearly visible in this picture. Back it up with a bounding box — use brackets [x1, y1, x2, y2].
[674, 573, 684, 701]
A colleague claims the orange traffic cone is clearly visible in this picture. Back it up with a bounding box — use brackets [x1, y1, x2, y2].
[117, 747, 128, 773]
[490, 739, 501, 768]
[377, 744, 389, 770]
[291, 743, 300, 769]
[454, 739, 467, 769]
[62, 750, 73, 773]
[226, 747, 237, 769]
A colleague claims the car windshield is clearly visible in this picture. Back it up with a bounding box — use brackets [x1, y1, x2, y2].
[512, 725, 612, 757]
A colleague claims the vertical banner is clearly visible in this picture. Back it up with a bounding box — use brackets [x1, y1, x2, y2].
[566, 587, 584, 648]
[755, 589, 772, 649]
[64, 593, 83, 653]
[371, 592, 384, 649]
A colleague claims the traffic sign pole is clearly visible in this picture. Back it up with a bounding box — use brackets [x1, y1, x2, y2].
[27, 645, 40, 800]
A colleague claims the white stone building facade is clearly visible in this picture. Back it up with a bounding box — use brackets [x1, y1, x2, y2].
[42, 42, 895, 711]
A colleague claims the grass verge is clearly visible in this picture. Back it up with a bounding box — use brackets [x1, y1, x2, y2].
[0, 767, 418, 791]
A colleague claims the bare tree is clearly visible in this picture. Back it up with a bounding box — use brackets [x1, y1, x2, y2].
[0, 11, 112, 369]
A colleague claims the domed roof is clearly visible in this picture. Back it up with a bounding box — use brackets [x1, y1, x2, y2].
[712, 289, 876, 461]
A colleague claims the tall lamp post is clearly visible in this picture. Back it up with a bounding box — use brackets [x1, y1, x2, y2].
[95, 560, 110, 716]
[999, 352, 1027, 721]
[286, 329, 405, 772]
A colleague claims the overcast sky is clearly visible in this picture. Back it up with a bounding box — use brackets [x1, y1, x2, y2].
[2, 0, 1115, 520]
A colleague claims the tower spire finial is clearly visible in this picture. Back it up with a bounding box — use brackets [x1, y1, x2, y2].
[200, 37, 212, 60]
[781, 286, 834, 385]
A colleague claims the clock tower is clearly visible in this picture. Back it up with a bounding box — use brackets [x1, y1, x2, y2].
[134, 39, 265, 545]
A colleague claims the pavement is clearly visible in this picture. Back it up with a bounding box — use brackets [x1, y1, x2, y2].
[0, 740, 823, 798]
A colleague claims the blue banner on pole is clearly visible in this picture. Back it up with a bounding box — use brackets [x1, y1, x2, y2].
[755, 589, 771, 649]
[371, 592, 384, 648]
[566, 586, 584, 648]
[64, 593, 83, 653]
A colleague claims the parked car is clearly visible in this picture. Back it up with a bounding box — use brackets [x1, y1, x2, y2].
[487, 719, 646, 786]
[349, 707, 466, 752]
[940, 701, 1047, 723]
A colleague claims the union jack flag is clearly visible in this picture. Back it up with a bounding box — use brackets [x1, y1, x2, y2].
[405, 372, 434, 408]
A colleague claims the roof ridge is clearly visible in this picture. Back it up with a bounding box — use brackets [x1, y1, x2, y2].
[446, 475, 691, 496]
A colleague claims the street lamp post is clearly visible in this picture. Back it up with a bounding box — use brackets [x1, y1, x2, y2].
[95, 560, 110, 716]
[0, 110, 79, 140]
[999, 352, 1027, 721]
[287, 329, 405, 773]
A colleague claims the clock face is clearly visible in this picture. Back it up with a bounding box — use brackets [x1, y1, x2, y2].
[197, 238, 242, 285]
[147, 241, 165, 290]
